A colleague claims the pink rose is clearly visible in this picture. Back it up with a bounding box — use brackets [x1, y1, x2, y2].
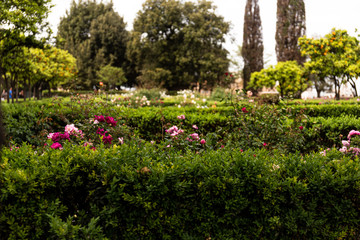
[200, 139, 206, 144]
[50, 142, 62, 149]
[177, 115, 185, 120]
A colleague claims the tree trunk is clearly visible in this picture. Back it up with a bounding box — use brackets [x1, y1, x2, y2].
[0, 104, 5, 148]
[28, 79, 32, 101]
[33, 85, 36, 101]
[316, 89, 321, 98]
[0, 66, 3, 104]
[333, 77, 340, 100]
[348, 78, 358, 97]
[4, 73, 9, 103]
[15, 79, 19, 103]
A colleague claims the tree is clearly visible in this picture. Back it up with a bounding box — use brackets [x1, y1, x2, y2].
[57, 0, 129, 89]
[97, 65, 127, 89]
[248, 61, 309, 98]
[242, 0, 264, 91]
[128, 0, 230, 91]
[0, 0, 52, 102]
[16, 46, 78, 99]
[276, 0, 306, 64]
[299, 29, 360, 99]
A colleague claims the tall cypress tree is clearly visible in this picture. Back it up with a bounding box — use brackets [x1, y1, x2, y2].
[275, 0, 306, 64]
[242, 0, 264, 90]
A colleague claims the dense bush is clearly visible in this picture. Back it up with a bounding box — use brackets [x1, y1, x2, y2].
[1, 144, 360, 239]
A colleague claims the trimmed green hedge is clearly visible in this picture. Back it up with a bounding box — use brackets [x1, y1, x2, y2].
[4, 99, 360, 151]
[1, 144, 360, 239]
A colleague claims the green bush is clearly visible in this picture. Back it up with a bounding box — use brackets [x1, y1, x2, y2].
[209, 87, 232, 101]
[1, 144, 360, 239]
[134, 88, 165, 100]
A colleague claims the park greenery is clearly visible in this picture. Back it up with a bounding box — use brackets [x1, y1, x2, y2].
[2, 0, 360, 238]
[2, 91, 360, 238]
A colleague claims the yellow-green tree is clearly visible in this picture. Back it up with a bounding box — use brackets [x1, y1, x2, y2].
[299, 29, 360, 99]
[0, 0, 52, 102]
[26, 46, 77, 98]
[248, 61, 309, 98]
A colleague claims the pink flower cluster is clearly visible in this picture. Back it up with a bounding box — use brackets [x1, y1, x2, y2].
[166, 126, 184, 137]
[177, 115, 185, 120]
[348, 130, 360, 139]
[339, 130, 360, 156]
[65, 124, 84, 138]
[94, 115, 117, 127]
[47, 124, 83, 149]
[47, 132, 70, 142]
[188, 133, 200, 141]
[96, 127, 113, 144]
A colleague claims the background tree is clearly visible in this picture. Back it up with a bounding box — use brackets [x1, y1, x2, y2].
[57, 0, 129, 89]
[0, 0, 52, 102]
[242, 0, 264, 91]
[97, 65, 127, 90]
[276, 0, 306, 65]
[248, 61, 309, 98]
[299, 29, 360, 99]
[128, 0, 230, 91]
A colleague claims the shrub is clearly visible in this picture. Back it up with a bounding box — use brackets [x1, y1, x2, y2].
[1, 144, 360, 239]
[209, 87, 232, 101]
[227, 102, 311, 153]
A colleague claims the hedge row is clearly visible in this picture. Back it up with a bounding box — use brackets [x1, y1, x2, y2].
[1, 144, 360, 239]
[4, 100, 360, 150]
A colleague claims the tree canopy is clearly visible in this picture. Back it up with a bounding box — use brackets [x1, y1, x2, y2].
[128, 0, 230, 91]
[57, 0, 129, 89]
[299, 29, 360, 99]
[249, 61, 309, 98]
[0, 0, 52, 102]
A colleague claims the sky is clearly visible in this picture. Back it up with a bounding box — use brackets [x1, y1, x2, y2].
[47, 0, 360, 69]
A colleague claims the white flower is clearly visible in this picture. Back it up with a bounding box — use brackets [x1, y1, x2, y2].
[118, 137, 124, 145]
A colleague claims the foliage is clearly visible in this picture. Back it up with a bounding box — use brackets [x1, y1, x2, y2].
[209, 87, 232, 101]
[276, 0, 306, 64]
[128, 0, 230, 90]
[248, 61, 309, 98]
[0, 0, 52, 102]
[136, 68, 171, 89]
[242, 0, 264, 90]
[6, 95, 360, 152]
[299, 29, 360, 99]
[26, 46, 78, 92]
[56, 0, 129, 89]
[228, 102, 311, 153]
[97, 65, 127, 90]
[1, 144, 360, 239]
